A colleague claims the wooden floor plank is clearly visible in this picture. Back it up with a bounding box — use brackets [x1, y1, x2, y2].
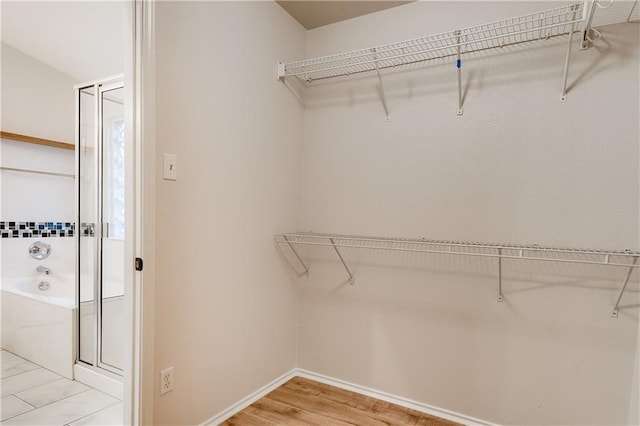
[282, 378, 369, 410]
[221, 377, 461, 426]
[246, 398, 352, 426]
[286, 378, 423, 425]
[222, 410, 277, 426]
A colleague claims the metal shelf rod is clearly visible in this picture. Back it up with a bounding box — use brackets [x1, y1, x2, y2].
[276, 239, 640, 268]
[0, 166, 75, 178]
[279, 233, 639, 258]
[288, 15, 583, 71]
[275, 232, 639, 316]
[282, 18, 584, 80]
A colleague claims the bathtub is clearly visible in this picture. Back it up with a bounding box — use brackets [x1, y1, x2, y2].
[1, 275, 76, 378]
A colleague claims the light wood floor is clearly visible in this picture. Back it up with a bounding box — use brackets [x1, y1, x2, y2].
[221, 377, 461, 426]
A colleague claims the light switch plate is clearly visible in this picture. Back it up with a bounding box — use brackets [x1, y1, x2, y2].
[163, 153, 177, 181]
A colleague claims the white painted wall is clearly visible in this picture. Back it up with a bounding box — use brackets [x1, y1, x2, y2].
[1, 43, 76, 281]
[297, 2, 639, 425]
[1, 43, 76, 143]
[1, 2, 125, 83]
[0, 140, 74, 221]
[150, 2, 639, 424]
[153, 2, 305, 424]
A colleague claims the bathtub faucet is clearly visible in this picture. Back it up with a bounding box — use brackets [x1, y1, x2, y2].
[36, 265, 50, 275]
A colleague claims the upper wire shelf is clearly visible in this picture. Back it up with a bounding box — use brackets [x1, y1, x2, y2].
[278, 3, 585, 82]
[275, 232, 639, 317]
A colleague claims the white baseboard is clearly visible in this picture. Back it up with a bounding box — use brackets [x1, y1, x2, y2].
[296, 369, 497, 426]
[205, 367, 496, 426]
[203, 368, 297, 425]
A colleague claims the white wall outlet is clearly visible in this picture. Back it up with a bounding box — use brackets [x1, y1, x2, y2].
[163, 153, 177, 181]
[160, 367, 174, 395]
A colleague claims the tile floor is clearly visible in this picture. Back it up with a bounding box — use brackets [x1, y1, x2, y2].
[1, 350, 122, 425]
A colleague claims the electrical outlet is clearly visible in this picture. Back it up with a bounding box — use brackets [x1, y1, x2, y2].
[160, 367, 174, 395]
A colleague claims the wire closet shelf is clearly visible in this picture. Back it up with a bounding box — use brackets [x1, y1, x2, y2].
[275, 232, 639, 317]
[278, 3, 585, 82]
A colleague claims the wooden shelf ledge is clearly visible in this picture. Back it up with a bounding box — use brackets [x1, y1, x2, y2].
[1, 131, 75, 150]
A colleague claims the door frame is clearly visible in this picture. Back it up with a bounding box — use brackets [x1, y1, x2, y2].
[124, 0, 155, 424]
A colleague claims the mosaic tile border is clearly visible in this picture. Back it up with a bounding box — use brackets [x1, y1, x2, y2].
[0, 221, 75, 238]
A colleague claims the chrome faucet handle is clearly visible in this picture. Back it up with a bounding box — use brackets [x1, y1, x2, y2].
[29, 241, 51, 260]
[36, 265, 50, 275]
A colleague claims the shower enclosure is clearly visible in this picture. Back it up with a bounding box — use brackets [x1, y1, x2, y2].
[76, 76, 125, 375]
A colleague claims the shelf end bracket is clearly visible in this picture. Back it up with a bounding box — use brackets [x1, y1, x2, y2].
[498, 248, 504, 302]
[372, 49, 391, 122]
[277, 62, 286, 81]
[559, 6, 578, 102]
[456, 31, 464, 116]
[611, 256, 638, 318]
[580, 1, 597, 50]
[329, 237, 355, 285]
[282, 235, 309, 277]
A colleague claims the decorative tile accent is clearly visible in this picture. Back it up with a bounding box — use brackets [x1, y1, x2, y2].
[0, 222, 75, 239]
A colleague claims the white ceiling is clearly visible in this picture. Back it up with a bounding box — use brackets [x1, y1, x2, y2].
[1, 1, 124, 83]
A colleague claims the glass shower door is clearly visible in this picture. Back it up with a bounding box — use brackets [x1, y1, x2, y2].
[77, 79, 124, 375]
[99, 84, 125, 372]
[78, 86, 97, 366]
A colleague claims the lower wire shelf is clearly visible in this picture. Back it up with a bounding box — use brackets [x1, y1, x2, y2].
[275, 232, 640, 317]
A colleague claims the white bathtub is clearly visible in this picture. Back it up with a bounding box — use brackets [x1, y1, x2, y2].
[3, 275, 75, 308]
[1, 275, 76, 378]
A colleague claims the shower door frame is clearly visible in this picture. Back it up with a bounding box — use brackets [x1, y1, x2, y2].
[70, 1, 155, 423]
[75, 76, 125, 377]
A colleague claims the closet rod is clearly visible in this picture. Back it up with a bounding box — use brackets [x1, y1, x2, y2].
[276, 232, 639, 316]
[279, 238, 639, 268]
[278, 3, 585, 82]
[285, 21, 582, 81]
[277, 233, 640, 264]
[0, 166, 75, 178]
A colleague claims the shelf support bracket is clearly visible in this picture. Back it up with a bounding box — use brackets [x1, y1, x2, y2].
[277, 61, 286, 81]
[329, 237, 355, 285]
[283, 235, 309, 277]
[611, 256, 638, 318]
[456, 31, 464, 116]
[580, 0, 597, 50]
[498, 248, 504, 302]
[560, 6, 578, 102]
[372, 49, 391, 122]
